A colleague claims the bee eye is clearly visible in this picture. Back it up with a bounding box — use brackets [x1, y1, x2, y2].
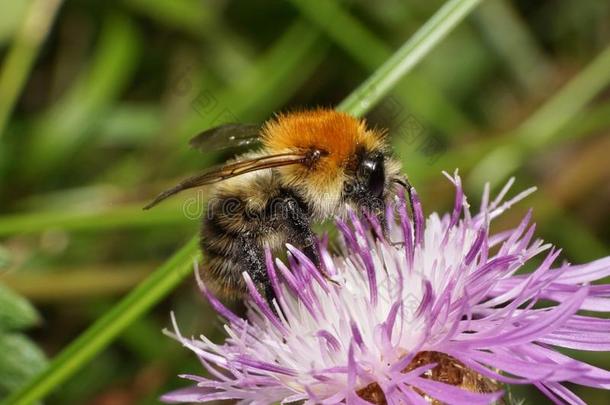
[358, 154, 385, 197]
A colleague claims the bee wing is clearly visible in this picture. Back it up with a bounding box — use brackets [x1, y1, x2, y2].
[143, 152, 308, 210]
[188, 123, 262, 153]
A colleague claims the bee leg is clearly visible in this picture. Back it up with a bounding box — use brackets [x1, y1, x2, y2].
[356, 195, 388, 242]
[282, 195, 320, 267]
[279, 195, 343, 286]
[392, 176, 418, 242]
[237, 232, 276, 306]
[373, 204, 389, 241]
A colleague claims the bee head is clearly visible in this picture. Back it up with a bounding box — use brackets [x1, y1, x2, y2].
[262, 109, 402, 219]
[355, 149, 386, 198]
[341, 145, 402, 216]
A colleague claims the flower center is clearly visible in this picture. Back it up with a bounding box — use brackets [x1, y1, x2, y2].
[356, 351, 501, 404]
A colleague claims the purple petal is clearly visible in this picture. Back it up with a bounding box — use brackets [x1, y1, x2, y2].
[410, 377, 503, 405]
[242, 272, 287, 334]
[195, 265, 243, 326]
[464, 226, 486, 265]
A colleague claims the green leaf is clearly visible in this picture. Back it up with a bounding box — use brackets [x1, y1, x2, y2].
[0, 333, 46, 398]
[0, 284, 40, 332]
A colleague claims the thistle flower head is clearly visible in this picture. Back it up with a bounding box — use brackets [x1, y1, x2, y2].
[163, 172, 610, 404]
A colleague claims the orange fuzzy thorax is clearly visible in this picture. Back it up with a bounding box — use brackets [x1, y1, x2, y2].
[261, 109, 383, 166]
[261, 109, 386, 217]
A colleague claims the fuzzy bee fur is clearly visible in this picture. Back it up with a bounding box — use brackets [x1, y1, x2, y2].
[145, 109, 412, 302]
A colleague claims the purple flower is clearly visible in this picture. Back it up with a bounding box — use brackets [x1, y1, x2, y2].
[163, 172, 610, 404]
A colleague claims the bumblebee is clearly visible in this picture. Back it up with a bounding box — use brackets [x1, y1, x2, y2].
[145, 109, 412, 302]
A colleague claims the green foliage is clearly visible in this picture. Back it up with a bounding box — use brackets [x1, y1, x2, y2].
[3, 1, 483, 403]
[0, 284, 39, 331]
[0, 334, 46, 398]
[0, 284, 46, 400]
[0, 0, 609, 403]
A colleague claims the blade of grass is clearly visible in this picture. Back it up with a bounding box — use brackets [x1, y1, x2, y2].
[96, 103, 163, 146]
[97, 20, 324, 191]
[400, 42, 610, 262]
[290, 0, 473, 134]
[123, 0, 220, 37]
[361, 1, 493, 107]
[338, 0, 484, 117]
[2, 1, 483, 402]
[0, 2, 29, 46]
[399, 44, 610, 263]
[104, 0, 257, 181]
[401, 42, 610, 187]
[555, 101, 610, 141]
[0, 0, 62, 138]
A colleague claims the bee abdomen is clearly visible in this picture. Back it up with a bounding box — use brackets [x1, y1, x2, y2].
[201, 253, 246, 299]
[201, 195, 264, 250]
[199, 197, 267, 298]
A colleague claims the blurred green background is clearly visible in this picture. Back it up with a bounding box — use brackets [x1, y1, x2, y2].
[0, 0, 609, 404]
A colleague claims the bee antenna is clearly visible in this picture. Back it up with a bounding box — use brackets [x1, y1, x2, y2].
[143, 190, 172, 210]
[143, 182, 188, 210]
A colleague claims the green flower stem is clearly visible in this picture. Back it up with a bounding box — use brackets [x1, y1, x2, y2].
[0, 0, 63, 138]
[338, 0, 484, 117]
[2, 0, 482, 402]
